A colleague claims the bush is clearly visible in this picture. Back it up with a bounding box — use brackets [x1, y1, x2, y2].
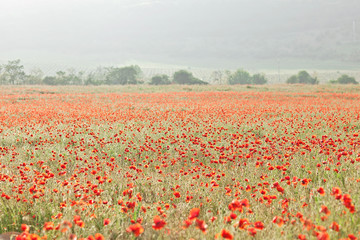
[287, 75, 298, 84]
[286, 71, 318, 84]
[42, 76, 58, 85]
[252, 73, 267, 85]
[149, 75, 171, 85]
[42, 70, 84, 85]
[227, 70, 267, 85]
[173, 70, 208, 85]
[85, 68, 104, 85]
[105, 65, 142, 85]
[228, 69, 252, 85]
[335, 74, 358, 84]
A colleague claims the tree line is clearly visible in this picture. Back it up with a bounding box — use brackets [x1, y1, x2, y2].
[0, 60, 357, 85]
[0, 60, 264, 85]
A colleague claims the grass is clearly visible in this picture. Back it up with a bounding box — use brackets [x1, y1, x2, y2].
[0, 84, 360, 239]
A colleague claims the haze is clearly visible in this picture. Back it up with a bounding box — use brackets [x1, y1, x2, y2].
[1, 0, 359, 70]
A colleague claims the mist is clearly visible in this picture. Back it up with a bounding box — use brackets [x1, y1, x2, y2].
[1, 0, 359, 70]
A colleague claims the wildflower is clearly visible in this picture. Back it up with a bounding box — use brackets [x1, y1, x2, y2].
[317, 187, 325, 196]
[195, 219, 207, 233]
[126, 223, 144, 237]
[220, 229, 233, 240]
[152, 215, 166, 230]
[94, 233, 105, 240]
[254, 221, 265, 230]
[188, 208, 200, 220]
[103, 218, 110, 226]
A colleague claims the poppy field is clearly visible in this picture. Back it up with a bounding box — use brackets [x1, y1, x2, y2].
[1, 85, 360, 240]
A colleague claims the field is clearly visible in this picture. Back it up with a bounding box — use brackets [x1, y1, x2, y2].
[1, 85, 360, 240]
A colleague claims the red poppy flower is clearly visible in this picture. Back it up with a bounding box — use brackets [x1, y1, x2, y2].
[188, 208, 200, 220]
[152, 215, 166, 230]
[103, 218, 110, 226]
[195, 219, 207, 233]
[238, 218, 250, 230]
[317, 187, 325, 196]
[173, 191, 181, 198]
[220, 229, 233, 240]
[254, 221, 265, 230]
[94, 233, 105, 240]
[126, 223, 144, 237]
[329, 222, 339, 232]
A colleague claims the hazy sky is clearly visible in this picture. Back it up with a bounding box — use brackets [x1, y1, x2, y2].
[0, 0, 359, 69]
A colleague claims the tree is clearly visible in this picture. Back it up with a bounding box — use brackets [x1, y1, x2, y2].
[149, 74, 171, 85]
[55, 71, 68, 85]
[42, 69, 85, 85]
[336, 74, 358, 84]
[173, 70, 208, 85]
[66, 68, 84, 85]
[0, 59, 27, 85]
[286, 70, 318, 84]
[105, 65, 142, 85]
[85, 67, 108, 85]
[286, 75, 298, 84]
[42, 76, 57, 85]
[252, 73, 267, 85]
[298, 71, 318, 84]
[26, 68, 44, 85]
[228, 69, 252, 85]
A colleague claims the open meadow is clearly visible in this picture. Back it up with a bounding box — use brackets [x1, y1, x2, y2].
[1, 85, 360, 240]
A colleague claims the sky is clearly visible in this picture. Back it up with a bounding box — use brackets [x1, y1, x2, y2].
[0, 0, 359, 70]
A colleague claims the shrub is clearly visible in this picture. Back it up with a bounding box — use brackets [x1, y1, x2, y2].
[105, 65, 142, 85]
[286, 71, 318, 84]
[227, 70, 268, 85]
[149, 75, 171, 85]
[42, 76, 58, 85]
[336, 74, 358, 84]
[252, 73, 267, 85]
[173, 70, 208, 85]
[228, 69, 252, 85]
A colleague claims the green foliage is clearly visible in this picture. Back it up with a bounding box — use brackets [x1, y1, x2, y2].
[0, 59, 27, 85]
[330, 74, 358, 84]
[43, 70, 85, 85]
[42, 76, 57, 85]
[105, 65, 142, 85]
[26, 68, 44, 85]
[252, 73, 267, 85]
[286, 71, 318, 84]
[149, 74, 171, 85]
[85, 67, 107, 85]
[228, 69, 252, 85]
[287, 75, 298, 84]
[173, 70, 208, 85]
[228, 69, 267, 85]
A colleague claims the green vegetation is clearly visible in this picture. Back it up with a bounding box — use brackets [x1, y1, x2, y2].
[43, 70, 84, 85]
[2, 59, 359, 86]
[228, 69, 267, 85]
[329, 74, 358, 84]
[173, 70, 208, 85]
[0, 60, 211, 86]
[286, 70, 319, 84]
[0, 60, 144, 86]
[105, 65, 142, 85]
[149, 74, 171, 85]
[0, 59, 27, 85]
